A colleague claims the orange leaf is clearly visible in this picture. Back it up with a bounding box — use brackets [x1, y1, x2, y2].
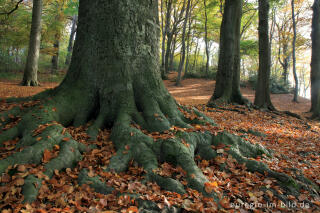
[126, 206, 138, 213]
[62, 137, 70, 142]
[313, 201, 320, 206]
[204, 182, 218, 193]
[43, 149, 53, 163]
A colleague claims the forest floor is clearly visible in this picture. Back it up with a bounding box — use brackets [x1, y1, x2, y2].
[0, 73, 319, 212]
[0, 72, 311, 114]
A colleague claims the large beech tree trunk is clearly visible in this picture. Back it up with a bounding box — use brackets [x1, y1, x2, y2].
[21, 0, 43, 86]
[1, 0, 318, 208]
[311, 0, 320, 117]
[208, 0, 247, 106]
[254, 0, 275, 110]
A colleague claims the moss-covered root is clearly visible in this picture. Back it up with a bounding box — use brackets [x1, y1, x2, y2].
[0, 106, 22, 127]
[0, 124, 88, 203]
[108, 118, 220, 202]
[211, 132, 319, 197]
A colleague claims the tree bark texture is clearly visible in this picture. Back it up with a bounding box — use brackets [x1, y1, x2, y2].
[203, 0, 210, 77]
[21, 0, 43, 86]
[311, 0, 320, 116]
[291, 0, 299, 102]
[208, 0, 247, 106]
[254, 0, 274, 110]
[176, 0, 191, 86]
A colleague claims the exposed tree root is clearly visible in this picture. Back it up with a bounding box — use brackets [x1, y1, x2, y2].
[20, 79, 40, 87]
[207, 92, 251, 109]
[0, 90, 319, 211]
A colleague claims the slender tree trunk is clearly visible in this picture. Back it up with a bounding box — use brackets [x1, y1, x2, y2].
[176, 0, 191, 86]
[164, 0, 173, 75]
[51, 34, 60, 74]
[160, 0, 166, 79]
[169, 35, 176, 71]
[278, 42, 291, 84]
[183, 10, 193, 78]
[21, 0, 43, 86]
[203, 0, 210, 77]
[192, 37, 199, 72]
[311, 0, 320, 116]
[231, 0, 248, 104]
[291, 0, 299, 102]
[65, 15, 77, 66]
[254, 0, 274, 110]
[208, 0, 246, 106]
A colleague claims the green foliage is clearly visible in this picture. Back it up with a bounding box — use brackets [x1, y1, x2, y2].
[0, 0, 78, 78]
[269, 75, 291, 94]
[248, 73, 291, 94]
[240, 40, 258, 57]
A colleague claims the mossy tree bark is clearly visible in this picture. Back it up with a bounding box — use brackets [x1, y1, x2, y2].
[254, 0, 275, 110]
[21, 0, 42, 86]
[207, 0, 248, 106]
[1, 0, 318, 209]
[311, 0, 320, 117]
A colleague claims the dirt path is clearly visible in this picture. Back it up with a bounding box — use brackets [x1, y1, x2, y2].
[0, 73, 311, 113]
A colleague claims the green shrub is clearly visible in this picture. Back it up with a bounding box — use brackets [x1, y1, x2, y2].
[247, 73, 291, 94]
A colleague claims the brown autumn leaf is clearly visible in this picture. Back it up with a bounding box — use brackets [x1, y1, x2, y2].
[17, 165, 26, 172]
[62, 137, 70, 142]
[42, 149, 53, 163]
[126, 206, 138, 213]
[204, 182, 218, 193]
[14, 178, 24, 186]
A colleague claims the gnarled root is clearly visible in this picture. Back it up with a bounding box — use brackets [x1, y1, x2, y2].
[0, 86, 319, 211]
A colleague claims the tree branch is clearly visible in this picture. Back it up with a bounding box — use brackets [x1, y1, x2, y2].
[0, 0, 24, 16]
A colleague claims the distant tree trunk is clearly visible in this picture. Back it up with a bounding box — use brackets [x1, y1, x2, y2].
[311, 0, 320, 117]
[278, 43, 290, 84]
[232, 0, 248, 105]
[51, 34, 60, 74]
[169, 35, 176, 71]
[291, 0, 299, 102]
[192, 37, 199, 72]
[208, 0, 247, 106]
[160, 0, 166, 79]
[21, 0, 43, 86]
[254, 0, 275, 110]
[164, 0, 173, 76]
[183, 10, 193, 78]
[65, 15, 77, 66]
[203, 0, 210, 77]
[176, 0, 191, 86]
